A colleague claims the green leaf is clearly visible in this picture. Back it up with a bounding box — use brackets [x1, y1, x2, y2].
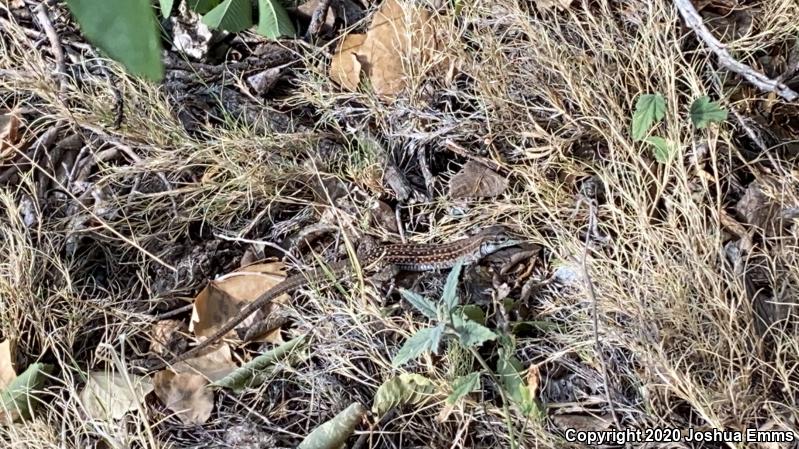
[158, 0, 174, 16]
[212, 335, 307, 392]
[644, 136, 673, 163]
[631, 93, 666, 141]
[392, 327, 441, 367]
[496, 351, 524, 402]
[0, 363, 53, 422]
[202, 0, 253, 33]
[447, 372, 480, 404]
[429, 323, 445, 354]
[188, 0, 221, 14]
[372, 373, 434, 416]
[399, 289, 438, 320]
[256, 0, 296, 39]
[452, 316, 497, 348]
[459, 304, 486, 325]
[298, 402, 366, 449]
[65, 0, 163, 81]
[442, 259, 464, 313]
[496, 351, 543, 419]
[690, 96, 728, 129]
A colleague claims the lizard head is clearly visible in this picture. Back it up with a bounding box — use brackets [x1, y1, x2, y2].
[477, 225, 523, 256]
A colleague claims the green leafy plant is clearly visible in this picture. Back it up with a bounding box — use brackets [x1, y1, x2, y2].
[631, 93, 666, 141]
[201, 0, 253, 32]
[65, 0, 164, 81]
[63, 0, 297, 82]
[447, 372, 480, 404]
[630, 92, 727, 163]
[391, 259, 497, 368]
[387, 259, 543, 449]
[0, 363, 54, 422]
[689, 96, 728, 128]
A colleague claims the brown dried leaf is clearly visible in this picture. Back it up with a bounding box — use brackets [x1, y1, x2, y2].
[0, 110, 21, 161]
[525, 364, 540, 399]
[0, 340, 16, 389]
[153, 370, 214, 425]
[191, 262, 288, 339]
[449, 161, 508, 199]
[149, 319, 185, 355]
[330, 34, 367, 92]
[329, 0, 442, 99]
[172, 344, 237, 382]
[734, 179, 796, 237]
[79, 371, 154, 420]
[552, 412, 613, 432]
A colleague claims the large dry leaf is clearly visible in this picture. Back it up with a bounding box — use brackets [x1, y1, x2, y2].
[191, 262, 288, 339]
[153, 370, 214, 425]
[448, 161, 508, 199]
[329, 0, 442, 98]
[172, 344, 237, 382]
[329, 34, 367, 92]
[79, 371, 154, 420]
[0, 340, 16, 390]
[152, 345, 235, 424]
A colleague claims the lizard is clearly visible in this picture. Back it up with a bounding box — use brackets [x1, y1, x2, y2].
[137, 225, 522, 372]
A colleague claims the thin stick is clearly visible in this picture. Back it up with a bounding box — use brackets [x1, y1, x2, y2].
[580, 198, 622, 431]
[34, 3, 67, 92]
[673, 0, 798, 101]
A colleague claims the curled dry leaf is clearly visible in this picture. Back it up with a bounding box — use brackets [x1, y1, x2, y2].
[298, 402, 366, 449]
[0, 110, 21, 161]
[79, 371, 154, 420]
[329, 0, 444, 99]
[525, 364, 540, 400]
[449, 160, 508, 199]
[191, 261, 288, 341]
[0, 340, 16, 389]
[153, 370, 214, 425]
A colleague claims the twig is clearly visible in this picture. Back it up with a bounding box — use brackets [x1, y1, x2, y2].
[580, 198, 622, 431]
[153, 303, 194, 320]
[415, 145, 435, 200]
[443, 139, 511, 175]
[34, 3, 67, 92]
[673, 0, 798, 101]
[305, 0, 333, 40]
[214, 233, 304, 268]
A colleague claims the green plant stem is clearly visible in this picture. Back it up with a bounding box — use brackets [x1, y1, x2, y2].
[468, 347, 518, 449]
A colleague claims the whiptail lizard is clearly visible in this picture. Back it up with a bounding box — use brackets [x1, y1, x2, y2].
[138, 226, 521, 372]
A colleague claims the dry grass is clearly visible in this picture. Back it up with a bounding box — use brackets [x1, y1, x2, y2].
[2, 0, 799, 447]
